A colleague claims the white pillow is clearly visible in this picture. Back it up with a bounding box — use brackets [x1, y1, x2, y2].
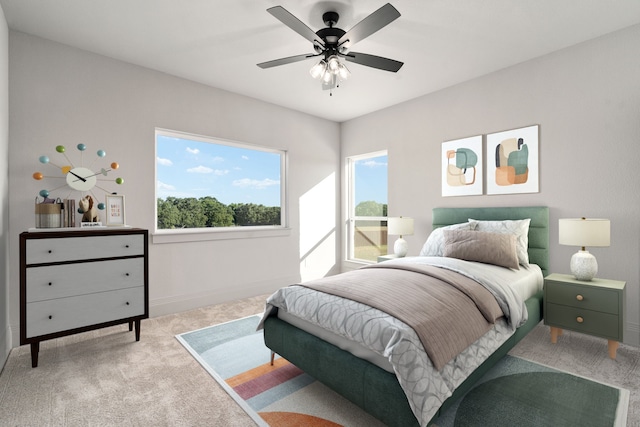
[420, 222, 476, 256]
[468, 218, 531, 266]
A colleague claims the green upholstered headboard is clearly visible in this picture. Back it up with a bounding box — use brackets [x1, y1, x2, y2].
[432, 206, 550, 276]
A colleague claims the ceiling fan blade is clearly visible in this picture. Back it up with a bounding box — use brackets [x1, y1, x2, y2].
[267, 6, 324, 47]
[344, 52, 403, 72]
[337, 3, 400, 50]
[257, 53, 314, 69]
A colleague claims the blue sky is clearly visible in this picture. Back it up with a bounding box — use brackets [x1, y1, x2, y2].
[156, 134, 281, 207]
[354, 154, 388, 205]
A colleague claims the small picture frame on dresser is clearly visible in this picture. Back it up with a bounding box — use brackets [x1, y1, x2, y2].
[106, 195, 126, 226]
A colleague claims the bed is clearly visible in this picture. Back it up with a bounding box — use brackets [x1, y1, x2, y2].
[261, 206, 549, 426]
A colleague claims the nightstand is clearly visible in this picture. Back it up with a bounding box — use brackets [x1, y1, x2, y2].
[544, 273, 625, 359]
[377, 254, 400, 263]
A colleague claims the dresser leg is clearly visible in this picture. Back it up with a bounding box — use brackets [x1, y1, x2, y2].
[134, 319, 141, 341]
[608, 340, 619, 359]
[128, 321, 133, 331]
[550, 327, 563, 344]
[30, 342, 40, 368]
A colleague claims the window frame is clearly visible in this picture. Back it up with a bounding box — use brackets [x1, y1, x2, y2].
[346, 150, 388, 263]
[153, 128, 289, 243]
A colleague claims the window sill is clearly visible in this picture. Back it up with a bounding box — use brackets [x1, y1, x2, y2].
[152, 226, 291, 244]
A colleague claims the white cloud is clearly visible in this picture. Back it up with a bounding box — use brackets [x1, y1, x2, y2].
[242, 155, 249, 160]
[362, 159, 387, 168]
[157, 181, 175, 191]
[232, 178, 279, 189]
[186, 147, 200, 154]
[187, 165, 214, 173]
[157, 157, 173, 166]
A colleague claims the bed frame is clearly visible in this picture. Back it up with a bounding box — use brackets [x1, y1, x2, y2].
[264, 206, 549, 426]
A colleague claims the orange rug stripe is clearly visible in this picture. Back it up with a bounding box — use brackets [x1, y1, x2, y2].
[259, 411, 343, 427]
[226, 357, 290, 388]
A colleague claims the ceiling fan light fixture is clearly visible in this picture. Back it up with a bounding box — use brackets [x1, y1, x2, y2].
[337, 62, 351, 80]
[321, 68, 334, 84]
[327, 55, 340, 72]
[309, 60, 327, 79]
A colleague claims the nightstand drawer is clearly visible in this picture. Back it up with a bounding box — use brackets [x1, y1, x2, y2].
[545, 302, 621, 340]
[545, 281, 619, 314]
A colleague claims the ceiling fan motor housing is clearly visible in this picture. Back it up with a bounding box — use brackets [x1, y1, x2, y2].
[322, 11, 339, 27]
[315, 26, 346, 54]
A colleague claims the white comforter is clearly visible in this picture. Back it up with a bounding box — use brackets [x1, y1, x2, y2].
[260, 257, 542, 426]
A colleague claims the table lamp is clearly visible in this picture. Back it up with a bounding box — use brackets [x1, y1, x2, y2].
[387, 216, 414, 257]
[559, 218, 610, 281]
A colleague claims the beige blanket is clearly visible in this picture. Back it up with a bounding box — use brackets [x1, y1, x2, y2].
[299, 263, 504, 370]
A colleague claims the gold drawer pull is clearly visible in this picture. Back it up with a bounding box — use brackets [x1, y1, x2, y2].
[576, 316, 584, 323]
[576, 294, 584, 301]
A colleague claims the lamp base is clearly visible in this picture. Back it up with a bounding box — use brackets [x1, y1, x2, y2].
[570, 249, 598, 281]
[393, 237, 408, 257]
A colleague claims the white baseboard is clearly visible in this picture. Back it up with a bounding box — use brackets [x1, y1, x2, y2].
[0, 324, 11, 372]
[149, 275, 299, 318]
[626, 322, 640, 347]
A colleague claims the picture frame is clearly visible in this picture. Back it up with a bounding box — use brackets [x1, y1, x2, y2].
[441, 135, 483, 197]
[486, 125, 539, 195]
[105, 195, 126, 226]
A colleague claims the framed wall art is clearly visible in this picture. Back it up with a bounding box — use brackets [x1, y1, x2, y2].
[105, 194, 126, 226]
[441, 135, 483, 197]
[486, 125, 539, 195]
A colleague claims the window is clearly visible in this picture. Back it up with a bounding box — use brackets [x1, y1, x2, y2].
[347, 151, 388, 262]
[155, 129, 286, 233]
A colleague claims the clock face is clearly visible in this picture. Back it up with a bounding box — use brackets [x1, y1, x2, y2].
[34, 144, 123, 201]
[65, 167, 98, 191]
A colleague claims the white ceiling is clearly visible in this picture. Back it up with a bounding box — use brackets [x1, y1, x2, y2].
[2, 0, 640, 122]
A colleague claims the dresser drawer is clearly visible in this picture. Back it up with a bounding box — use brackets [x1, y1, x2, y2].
[26, 286, 145, 338]
[26, 258, 144, 303]
[26, 234, 145, 264]
[545, 280, 618, 314]
[545, 302, 621, 340]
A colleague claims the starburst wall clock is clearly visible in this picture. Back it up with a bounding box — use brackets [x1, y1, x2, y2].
[32, 144, 124, 212]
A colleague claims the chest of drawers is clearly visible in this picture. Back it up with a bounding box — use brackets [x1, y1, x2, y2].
[20, 228, 149, 367]
[544, 273, 625, 359]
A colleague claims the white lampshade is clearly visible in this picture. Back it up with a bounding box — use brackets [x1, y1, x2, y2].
[387, 217, 414, 237]
[387, 217, 414, 257]
[559, 218, 610, 248]
[559, 218, 610, 281]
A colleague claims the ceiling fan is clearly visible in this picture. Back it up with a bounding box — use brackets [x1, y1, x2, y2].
[257, 3, 404, 92]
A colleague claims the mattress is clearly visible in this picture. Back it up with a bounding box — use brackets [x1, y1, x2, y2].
[277, 258, 542, 373]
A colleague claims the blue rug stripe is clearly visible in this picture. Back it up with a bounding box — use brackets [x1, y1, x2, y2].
[180, 314, 261, 353]
[247, 371, 317, 411]
[199, 332, 271, 378]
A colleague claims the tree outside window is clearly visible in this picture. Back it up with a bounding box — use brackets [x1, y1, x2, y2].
[348, 151, 388, 262]
[156, 129, 286, 231]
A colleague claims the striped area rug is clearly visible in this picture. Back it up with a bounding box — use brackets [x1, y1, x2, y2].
[177, 314, 628, 427]
[176, 314, 385, 427]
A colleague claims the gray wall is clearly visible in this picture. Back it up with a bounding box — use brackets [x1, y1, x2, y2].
[5, 20, 640, 352]
[0, 5, 9, 366]
[341, 24, 640, 345]
[7, 31, 341, 346]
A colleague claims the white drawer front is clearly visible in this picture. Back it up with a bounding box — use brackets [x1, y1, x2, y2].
[26, 258, 145, 303]
[26, 234, 145, 264]
[26, 286, 145, 338]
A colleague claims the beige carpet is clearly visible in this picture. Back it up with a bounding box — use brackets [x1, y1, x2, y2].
[1, 294, 638, 426]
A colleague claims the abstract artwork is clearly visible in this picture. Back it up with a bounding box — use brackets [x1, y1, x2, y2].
[442, 135, 483, 197]
[486, 125, 539, 195]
